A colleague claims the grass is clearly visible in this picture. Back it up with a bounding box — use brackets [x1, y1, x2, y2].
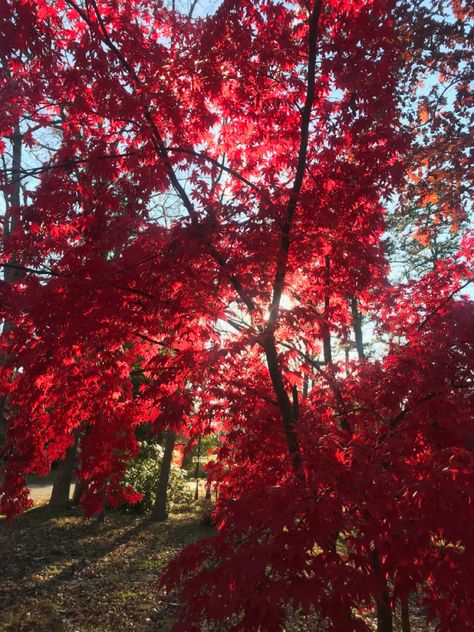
[0, 502, 213, 632]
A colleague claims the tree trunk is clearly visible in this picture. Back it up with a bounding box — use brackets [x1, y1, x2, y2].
[0, 125, 23, 447]
[329, 531, 353, 631]
[71, 478, 84, 507]
[371, 548, 393, 632]
[322, 256, 332, 364]
[302, 371, 309, 398]
[376, 597, 393, 632]
[181, 438, 193, 470]
[350, 296, 365, 360]
[401, 599, 411, 632]
[194, 435, 201, 500]
[49, 441, 77, 509]
[151, 430, 176, 521]
[94, 483, 107, 523]
[262, 335, 303, 479]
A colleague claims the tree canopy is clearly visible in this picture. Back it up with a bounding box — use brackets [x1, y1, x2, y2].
[0, 0, 473, 630]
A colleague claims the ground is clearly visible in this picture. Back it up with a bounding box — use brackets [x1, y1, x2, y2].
[0, 492, 435, 632]
[0, 502, 213, 632]
[24, 478, 57, 503]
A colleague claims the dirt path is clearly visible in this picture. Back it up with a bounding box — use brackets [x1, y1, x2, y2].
[0, 478, 57, 503]
[27, 481, 55, 502]
[4, 478, 207, 504]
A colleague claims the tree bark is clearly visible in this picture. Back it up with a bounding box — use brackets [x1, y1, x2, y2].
[0, 125, 23, 446]
[258, 0, 324, 481]
[262, 335, 303, 478]
[401, 599, 411, 632]
[71, 478, 84, 507]
[3, 125, 22, 274]
[371, 548, 393, 632]
[49, 440, 77, 509]
[194, 435, 201, 501]
[350, 296, 365, 360]
[376, 597, 393, 632]
[181, 438, 193, 470]
[322, 256, 332, 364]
[151, 430, 176, 521]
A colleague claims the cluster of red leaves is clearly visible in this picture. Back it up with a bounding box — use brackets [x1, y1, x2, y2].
[0, 1, 472, 630]
[161, 274, 473, 631]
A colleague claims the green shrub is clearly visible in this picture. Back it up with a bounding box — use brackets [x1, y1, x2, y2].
[123, 441, 191, 513]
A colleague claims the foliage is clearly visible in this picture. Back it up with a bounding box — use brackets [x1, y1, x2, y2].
[0, 0, 472, 631]
[123, 441, 191, 513]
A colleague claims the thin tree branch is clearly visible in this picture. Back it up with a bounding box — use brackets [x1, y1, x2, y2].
[0, 263, 156, 299]
[418, 279, 473, 329]
[388, 382, 472, 430]
[130, 331, 167, 347]
[266, 0, 324, 329]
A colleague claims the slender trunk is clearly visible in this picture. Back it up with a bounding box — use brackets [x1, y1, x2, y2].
[371, 548, 393, 632]
[194, 435, 201, 501]
[302, 372, 309, 399]
[70, 427, 85, 507]
[259, 0, 324, 480]
[71, 478, 84, 507]
[49, 440, 77, 509]
[3, 125, 22, 267]
[152, 430, 176, 521]
[181, 438, 193, 470]
[344, 346, 350, 377]
[401, 599, 411, 632]
[350, 296, 365, 360]
[322, 256, 332, 364]
[376, 598, 393, 632]
[94, 484, 107, 523]
[322, 319, 331, 364]
[0, 125, 23, 445]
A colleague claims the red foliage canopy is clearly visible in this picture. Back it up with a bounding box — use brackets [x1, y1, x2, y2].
[0, 0, 472, 630]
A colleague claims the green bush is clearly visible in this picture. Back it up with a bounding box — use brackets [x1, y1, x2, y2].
[123, 441, 191, 513]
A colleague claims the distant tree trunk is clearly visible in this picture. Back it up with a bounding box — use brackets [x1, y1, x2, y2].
[322, 256, 332, 364]
[151, 430, 176, 521]
[401, 599, 411, 632]
[71, 478, 84, 507]
[344, 345, 350, 377]
[93, 483, 107, 523]
[350, 296, 365, 359]
[194, 435, 202, 501]
[0, 125, 23, 446]
[302, 371, 310, 398]
[181, 438, 193, 470]
[49, 440, 77, 509]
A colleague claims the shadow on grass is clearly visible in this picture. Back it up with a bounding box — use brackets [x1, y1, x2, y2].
[0, 501, 213, 631]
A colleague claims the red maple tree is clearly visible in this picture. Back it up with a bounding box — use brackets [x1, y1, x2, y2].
[1, 1, 472, 630]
